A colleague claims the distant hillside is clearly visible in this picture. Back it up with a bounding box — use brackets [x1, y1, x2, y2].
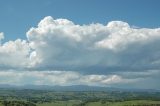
[0, 84, 159, 92]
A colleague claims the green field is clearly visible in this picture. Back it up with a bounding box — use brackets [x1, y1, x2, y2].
[35, 100, 160, 106]
[37, 100, 81, 106]
[0, 99, 160, 106]
[0, 88, 160, 106]
[87, 100, 160, 106]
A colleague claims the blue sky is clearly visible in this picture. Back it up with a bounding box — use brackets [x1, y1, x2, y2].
[0, 0, 160, 89]
[0, 0, 160, 41]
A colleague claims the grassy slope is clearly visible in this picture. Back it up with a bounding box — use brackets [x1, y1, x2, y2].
[37, 100, 81, 106]
[37, 100, 160, 106]
[87, 100, 160, 106]
[0, 100, 159, 106]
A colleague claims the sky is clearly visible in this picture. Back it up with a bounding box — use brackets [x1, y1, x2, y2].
[0, 0, 160, 89]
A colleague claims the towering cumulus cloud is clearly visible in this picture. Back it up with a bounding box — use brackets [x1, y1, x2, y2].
[0, 16, 160, 88]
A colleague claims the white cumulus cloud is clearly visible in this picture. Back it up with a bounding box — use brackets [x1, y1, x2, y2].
[0, 16, 160, 88]
[0, 39, 31, 68]
[26, 16, 160, 73]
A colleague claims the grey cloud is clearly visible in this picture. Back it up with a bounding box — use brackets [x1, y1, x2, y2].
[0, 70, 138, 86]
